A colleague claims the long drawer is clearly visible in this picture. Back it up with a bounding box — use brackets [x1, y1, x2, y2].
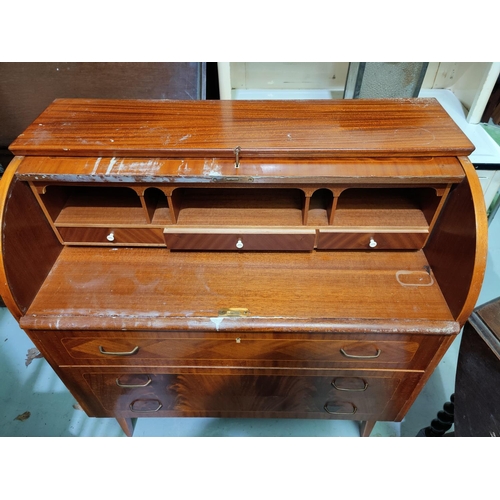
[163, 228, 316, 251]
[58, 227, 166, 246]
[64, 367, 423, 421]
[317, 229, 428, 250]
[36, 330, 445, 370]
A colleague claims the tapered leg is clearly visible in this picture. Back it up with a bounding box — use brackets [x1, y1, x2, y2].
[359, 420, 376, 437]
[116, 417, 135, 437]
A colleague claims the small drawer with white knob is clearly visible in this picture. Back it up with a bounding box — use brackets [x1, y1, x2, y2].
[163, 228, 316, 251]
[57, 227, 166, 246]
[316, 229, 428, 250]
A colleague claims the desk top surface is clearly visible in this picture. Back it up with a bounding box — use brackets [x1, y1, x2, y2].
[9, 98, 474, 158]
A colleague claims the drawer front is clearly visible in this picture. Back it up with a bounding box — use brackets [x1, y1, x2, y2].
[76, 369, 422, 421]
[38, 331, 444, 370]
[58, 227, 165, 245]
[163, 228, 315, 251]
[317, 230, 428, 250]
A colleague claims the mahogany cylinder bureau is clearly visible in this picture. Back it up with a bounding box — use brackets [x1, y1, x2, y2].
[0, 98, 488, 437]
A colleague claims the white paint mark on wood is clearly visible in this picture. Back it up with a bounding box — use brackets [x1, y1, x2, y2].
[91, 157, 102, 175]
[203, 159, 222, 176]
[105, 157, 117, 175]
[210, 317, 224, 331]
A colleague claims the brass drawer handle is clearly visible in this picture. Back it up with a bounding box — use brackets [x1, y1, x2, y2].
[116, 376, 152, 388]
[331, 378, 368, 392]
[324, 402, 357, 415]
[98, 345, 139, 356]
[340, 348, 381, 359]
[129, 399, 163, 413]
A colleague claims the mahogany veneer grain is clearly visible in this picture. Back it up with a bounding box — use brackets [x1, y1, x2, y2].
[0, 98, 487, 437]
[57, 366, 423, 422]
[22, 247, 455, 330]
[34, 329, 447, 371]
[10, 99, 474, 158]
[16, 156, 466, 184]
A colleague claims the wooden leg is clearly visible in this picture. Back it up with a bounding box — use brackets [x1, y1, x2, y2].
[116, 417, 135, 437]
[359, 420, 376, 437]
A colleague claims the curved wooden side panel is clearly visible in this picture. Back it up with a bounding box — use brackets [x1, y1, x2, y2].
[0, 157, 62, 319]
[0, 158, 23, 318]
[424, 157, 488, 326]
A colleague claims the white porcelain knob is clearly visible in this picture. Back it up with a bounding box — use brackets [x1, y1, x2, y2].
[236, 238, 244, 249]
[107, 232, 115, 242]
[369, 237, 377, 248]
